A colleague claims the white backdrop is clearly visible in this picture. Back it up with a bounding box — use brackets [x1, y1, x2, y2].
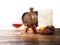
[0, 0, 60, 30]
[38, 9, 52, 28]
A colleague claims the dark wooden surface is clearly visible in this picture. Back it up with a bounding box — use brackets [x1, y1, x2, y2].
[0, 29, 60, 45]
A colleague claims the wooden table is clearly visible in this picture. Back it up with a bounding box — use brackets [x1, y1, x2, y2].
[0, 29, 60, 45]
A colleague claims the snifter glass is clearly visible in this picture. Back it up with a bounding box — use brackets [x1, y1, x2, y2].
[12, 23, 22, 30]
[12, 18, 22, 31]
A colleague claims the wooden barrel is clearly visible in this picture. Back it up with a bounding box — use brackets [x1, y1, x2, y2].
[22, 11, 38, 27]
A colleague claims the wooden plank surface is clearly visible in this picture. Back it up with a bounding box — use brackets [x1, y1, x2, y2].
[0, 30, 60, 45]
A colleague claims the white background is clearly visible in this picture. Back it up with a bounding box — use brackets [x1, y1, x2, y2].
[0, 0, 60, 30]
[38, 9, 52, 28]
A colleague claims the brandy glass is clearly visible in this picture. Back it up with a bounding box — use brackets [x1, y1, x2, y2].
[12, 23, 22, 34]
[12, 23, 22, 30]
[12, 19, 23, 31]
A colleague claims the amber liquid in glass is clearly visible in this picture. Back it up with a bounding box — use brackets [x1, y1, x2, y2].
[12, 24, 22, 28]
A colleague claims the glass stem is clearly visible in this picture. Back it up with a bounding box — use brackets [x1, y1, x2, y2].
[17, 28, 18, 30]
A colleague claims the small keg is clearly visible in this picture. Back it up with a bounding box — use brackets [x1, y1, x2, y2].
[22, 11, 38, 27]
